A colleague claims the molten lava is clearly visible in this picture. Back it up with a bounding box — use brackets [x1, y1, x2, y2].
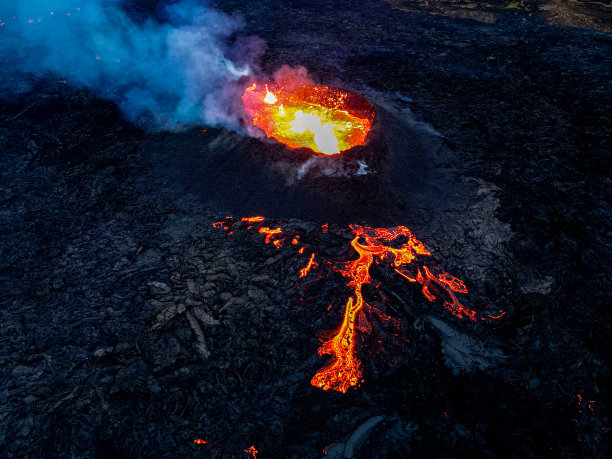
[299, 253, 318, 278]
[242, 82, 375, 155]
[213, 217, 503, 394]
[310, 225, 479, 393]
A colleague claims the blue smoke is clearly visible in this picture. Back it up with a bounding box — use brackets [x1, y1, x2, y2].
[0, 0, 264, 130]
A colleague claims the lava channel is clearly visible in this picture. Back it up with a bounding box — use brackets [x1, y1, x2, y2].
[214, 217, 504, 394]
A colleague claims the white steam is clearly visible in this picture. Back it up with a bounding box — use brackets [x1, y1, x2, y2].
[0, 0, 264, 131]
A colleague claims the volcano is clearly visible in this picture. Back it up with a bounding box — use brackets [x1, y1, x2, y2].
[0, 0, 610, 458]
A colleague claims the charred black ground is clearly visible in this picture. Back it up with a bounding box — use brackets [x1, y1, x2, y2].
[0, 0, 610, 457]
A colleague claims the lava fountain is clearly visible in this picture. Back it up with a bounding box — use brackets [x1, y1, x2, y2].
[242, 71, 375, 155]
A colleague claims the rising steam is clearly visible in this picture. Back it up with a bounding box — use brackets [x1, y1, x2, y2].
[0, 0, 264, 130]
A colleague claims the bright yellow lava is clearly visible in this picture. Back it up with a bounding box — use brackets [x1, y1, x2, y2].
[243, 84, 374, 155]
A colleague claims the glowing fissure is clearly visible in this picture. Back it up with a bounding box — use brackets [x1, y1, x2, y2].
[299, 253, 318, 278]
[242, 82, 375, 155]
[213, 217, 502, 393]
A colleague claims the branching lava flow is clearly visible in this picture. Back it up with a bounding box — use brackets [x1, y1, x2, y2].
[214, 217, 503, 393]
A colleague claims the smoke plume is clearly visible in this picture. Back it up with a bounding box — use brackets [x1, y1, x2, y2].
[0, 0, 264, 131]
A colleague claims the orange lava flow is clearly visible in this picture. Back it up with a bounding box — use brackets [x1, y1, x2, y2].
[242, 82, 375, 155]
[311, 225, 480, 392]
[419, 266, 476, 320]
[299, 253, 318, 278]
[311, 225, 427, 392]
[258, 226, 282, 243]
[213, 217, 497, 394]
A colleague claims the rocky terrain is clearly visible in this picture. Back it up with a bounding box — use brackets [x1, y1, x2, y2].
[0, 0, 610, 457]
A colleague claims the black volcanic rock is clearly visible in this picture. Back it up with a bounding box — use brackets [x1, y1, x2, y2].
[0, 1, 610, 457]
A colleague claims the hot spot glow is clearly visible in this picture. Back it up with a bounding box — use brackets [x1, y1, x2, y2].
[242, 81, 375, 155]
[264, 88, 277, 104]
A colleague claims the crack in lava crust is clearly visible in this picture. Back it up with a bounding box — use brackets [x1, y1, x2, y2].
[214, 217, 504, 393]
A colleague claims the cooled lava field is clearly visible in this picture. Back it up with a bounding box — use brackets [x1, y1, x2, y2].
[0, 0, 610, 457]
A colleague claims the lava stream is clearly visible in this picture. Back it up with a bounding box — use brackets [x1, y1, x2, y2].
[213, 217, 501, 393]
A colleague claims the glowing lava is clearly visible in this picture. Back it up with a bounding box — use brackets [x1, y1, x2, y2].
[242, 80, 375, 155]
[310, 225, 479, 393]
[299, 253, 318, 278]
[213, 217, 502, 394]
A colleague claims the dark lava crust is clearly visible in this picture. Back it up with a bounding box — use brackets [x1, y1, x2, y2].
[0, 0, 610, 458]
